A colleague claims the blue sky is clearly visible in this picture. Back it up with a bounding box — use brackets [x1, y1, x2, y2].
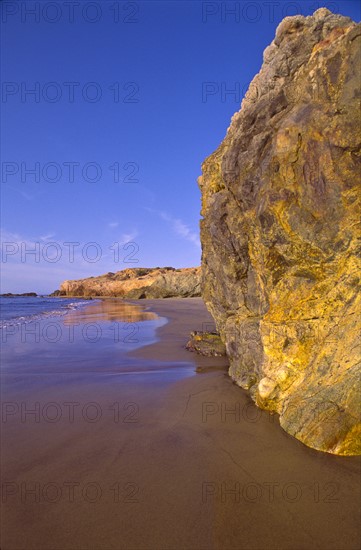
[1, 0, 360, 293]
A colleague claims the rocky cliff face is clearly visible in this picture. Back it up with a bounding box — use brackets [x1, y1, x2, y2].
[199, 9, 360, 455]
[56, 267, 201, 299]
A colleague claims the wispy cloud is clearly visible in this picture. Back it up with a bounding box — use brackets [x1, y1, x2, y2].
[40, 233, 56, 241]
[108, 221, 119, 229]
[1, 229, 40, 250]
[3, 184, 34, 201]
[119, 231, 138, 243]
[0, 228, 141, 293]
[145, 208, 200, 249]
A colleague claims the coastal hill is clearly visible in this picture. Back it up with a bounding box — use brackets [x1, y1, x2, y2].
[52, 267, 201, 298]
[0, 293, 38, 297]
[199, 9, 361, 455]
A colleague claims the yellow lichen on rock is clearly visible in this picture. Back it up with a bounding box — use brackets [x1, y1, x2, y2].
[199, 9, 361, 455]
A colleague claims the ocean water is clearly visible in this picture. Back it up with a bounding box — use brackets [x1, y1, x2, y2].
[0, 296, 94, 328]
[0, 297, 195, 380]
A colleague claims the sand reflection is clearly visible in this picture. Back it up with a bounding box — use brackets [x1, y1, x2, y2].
[63, 299, 158, 325]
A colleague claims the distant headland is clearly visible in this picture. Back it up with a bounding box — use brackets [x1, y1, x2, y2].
[50, 267, 201, 299]
[0, 292, 38, 297]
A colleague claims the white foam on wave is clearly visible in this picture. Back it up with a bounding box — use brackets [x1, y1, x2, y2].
[0, 299, 99, 329]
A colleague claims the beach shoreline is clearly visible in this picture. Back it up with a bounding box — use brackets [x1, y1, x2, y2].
[126, 297, 230, 372]
[1, 297, 360, 549]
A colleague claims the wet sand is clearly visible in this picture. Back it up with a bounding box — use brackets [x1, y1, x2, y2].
[1, 298, 360, 549]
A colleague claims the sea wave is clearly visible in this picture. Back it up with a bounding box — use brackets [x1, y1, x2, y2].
[0, 300, 98, 329]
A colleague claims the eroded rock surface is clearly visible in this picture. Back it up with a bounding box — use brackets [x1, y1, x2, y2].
[56, 267, 201, 299]
[186, 331, 226, 357]
[199, 9, 361, 455]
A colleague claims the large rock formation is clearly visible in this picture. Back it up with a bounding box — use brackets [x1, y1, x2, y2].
[55, 267, 201, 299]
[199, 9, 360, 455]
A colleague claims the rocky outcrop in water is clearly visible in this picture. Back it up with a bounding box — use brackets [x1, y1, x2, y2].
[199, 9, 361, 455]
[55, 267, 201, 299]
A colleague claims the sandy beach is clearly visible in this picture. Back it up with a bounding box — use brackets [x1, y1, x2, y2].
[1, 298, 360, 549]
